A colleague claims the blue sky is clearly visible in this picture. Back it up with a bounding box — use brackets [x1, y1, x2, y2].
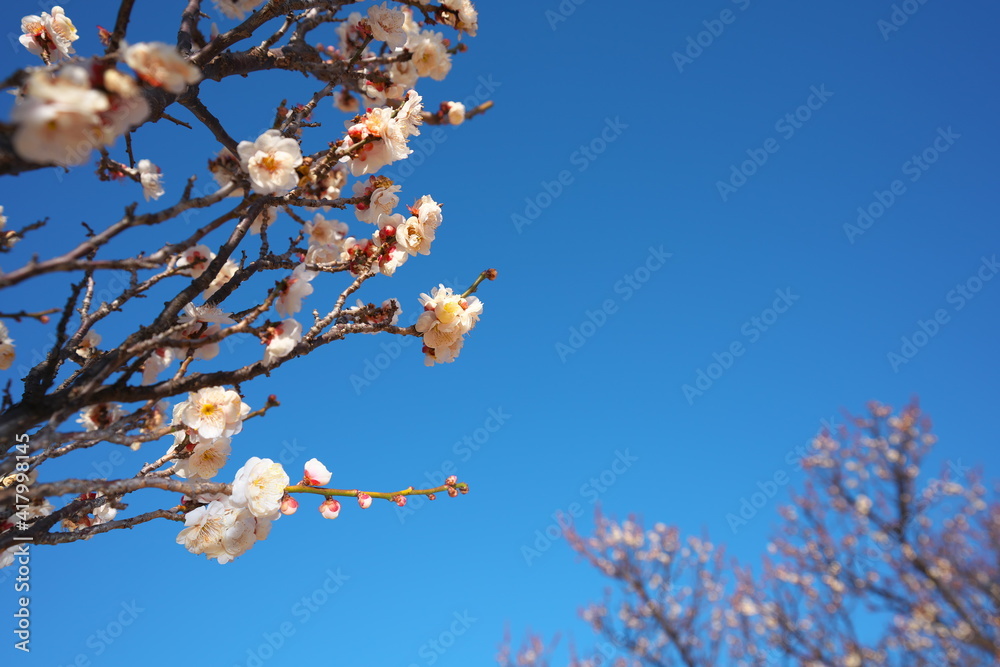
[2, 0, 999, 665]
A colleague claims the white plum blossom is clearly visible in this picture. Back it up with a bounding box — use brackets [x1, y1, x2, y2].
[230, 457, 290, 520]
[0, 322, 15, 371]
[209, 148, 245, 197]
[367, 3, 407, 49]
[76, 330, 101, 359]
[176, 244, 216, 277]
[137, 159, 164, 201]
[76, 403, 126, 431]
[249, 206, 278, 235]
[414, 194, 443, 229]
[173, 434, 232, 479]
[142, 347, 174, 384]
[176, 499, 270, 564]
[408, 31, 452, 81]
[353, 178, 401, 224]
[306, 214, 349, 247]
[335, 12, 369, 55]
[124, 42, 202, 94]
[446, 101, 466, 125]
[20, 6, 79, 62]
[11, 66, 151, 167]
[396, 195, 442, 257]
[262, 319, 302, 365]
[203, 259, 238, 300]
[100, 69, 151, 138]
[212, 0, 266, 20]
[177, 304, 234, 360]
[389, 59, 419, 91]
[415, 285, 483, 366]
[92, 496, 118, 525]
[303, 458, 332, 486]
[395, 215, 435, 257]
[174, 386, 250, 439]
[276, 264, 316, 317]
[339, 93, 422, 176]
[302, 212, 348, 269]
[395, 90, 424, 138]
[237, 129, 303, 195]
[12, 67, 110, 166]
[440, 0, 478, 36]
[334, 89, 360, 113]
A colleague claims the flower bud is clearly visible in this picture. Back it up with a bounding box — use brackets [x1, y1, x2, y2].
[445, 475, 458, 486]
[280, 494, 299, 515]
[303, 458, 332, 486]
[318, 498, 341, 519]
[447, 487, 458, 498]
[357, 492, 372, 509]
[393, 495, 407, 507]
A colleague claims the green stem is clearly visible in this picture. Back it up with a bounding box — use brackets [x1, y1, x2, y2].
[460, 269, 497, 299]
[285, 482, 468, 501]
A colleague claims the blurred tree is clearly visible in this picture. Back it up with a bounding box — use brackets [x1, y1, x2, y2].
[501, 402, 999, 666]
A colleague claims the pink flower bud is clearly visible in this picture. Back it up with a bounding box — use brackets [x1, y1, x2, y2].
[445, 475, 458, 486]
[357, 492, 372, 509]
[280, 494, 299, 515]
[303, 458, 332, 486]
[318, 498, 341, 519]
[393, 495, 407, 507]
[447, 487, 458, 497]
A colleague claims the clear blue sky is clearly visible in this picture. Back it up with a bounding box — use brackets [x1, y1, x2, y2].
[2, 1, 999, 665]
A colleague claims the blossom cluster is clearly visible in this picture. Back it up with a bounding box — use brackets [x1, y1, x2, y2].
[415, 285, 482, 365]
[167, 387, 284, 563]
[13, 6, 201, 167]
[340, 91, 424, 176]
[176, 456, 287, 564]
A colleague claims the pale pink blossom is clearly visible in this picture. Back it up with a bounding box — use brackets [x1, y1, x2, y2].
[137, 159, 164, 201]
[212, 0, 265, 20]
[275, 264, 315, 317]
[124, 42, 202, 94]
[174, 434, 232, 479]
[237, 129, 303, 195]
[303, 458, 332, 486]
[230, 457, 289, 520]
[262, 319, 302, 365]
[174, 386, 249, 439]
[367, 3, 408, 49]
[19, 6, 79, 62]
